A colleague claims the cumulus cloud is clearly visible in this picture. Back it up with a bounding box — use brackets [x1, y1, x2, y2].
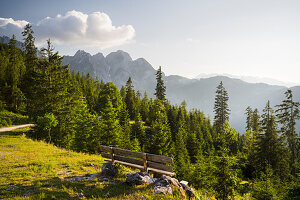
[0, 17, 29, 39]
[0, 10, 135, 49]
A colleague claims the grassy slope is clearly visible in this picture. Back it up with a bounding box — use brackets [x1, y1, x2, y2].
[0, 128, 188, 200]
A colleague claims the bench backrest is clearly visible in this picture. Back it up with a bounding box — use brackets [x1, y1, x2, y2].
[100, 145, 175, 176]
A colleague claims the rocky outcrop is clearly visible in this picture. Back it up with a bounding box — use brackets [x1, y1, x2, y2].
[125, 172, 156, 185]
[100, 162, 118, 177]
[124, 172, 195, 198]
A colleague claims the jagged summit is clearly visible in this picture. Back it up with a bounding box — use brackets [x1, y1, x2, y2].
[62, 49, 157, 92]
[74, 50, 91, 58]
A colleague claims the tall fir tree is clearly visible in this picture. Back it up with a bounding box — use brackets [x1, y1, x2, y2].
[140, 91, 150, 124]
[22, 23, 37, 71]
[245, 106, 253, 131]
[5, 35, 26, 112]
[174, 121, 191, 180]
[119, 103, 131, 150]
[132, 112, 145, 150]
[125, 77, 135, 119]
[99, 96, 122, 147]
[148, 99, 172, 156]
[275, 89, 300, 175]
[154, 66, 166, 101]
[252, 108, 261, 132]
[213, 81, 230, 134]
[251, 101, 289, 177]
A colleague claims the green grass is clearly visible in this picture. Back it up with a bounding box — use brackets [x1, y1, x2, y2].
[0, 128, 187, 199]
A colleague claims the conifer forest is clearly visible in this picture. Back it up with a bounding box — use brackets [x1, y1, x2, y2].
[0, 25, 300, 200]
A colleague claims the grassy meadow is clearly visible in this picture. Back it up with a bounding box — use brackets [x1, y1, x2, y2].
[0, 128, 193, 200]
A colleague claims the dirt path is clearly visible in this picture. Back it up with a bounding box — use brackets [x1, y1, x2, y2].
[0, 124, 35, 133]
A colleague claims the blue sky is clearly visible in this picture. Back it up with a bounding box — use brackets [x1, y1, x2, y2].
[1, 0, 300, 85]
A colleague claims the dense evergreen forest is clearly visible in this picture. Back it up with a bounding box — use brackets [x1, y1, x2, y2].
[0, 25, 299, 199]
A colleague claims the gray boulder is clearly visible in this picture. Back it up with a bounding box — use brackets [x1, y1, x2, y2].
[180, 180, 196, 198]
[126, 172, 156, 185]
[101, 162, 118, 177]
[186, 187, 196, 198]
[154, 185, 172, 195]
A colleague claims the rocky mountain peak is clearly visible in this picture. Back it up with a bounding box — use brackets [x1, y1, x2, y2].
[74, 50, 91, 58]
[106, 50, 132, 65]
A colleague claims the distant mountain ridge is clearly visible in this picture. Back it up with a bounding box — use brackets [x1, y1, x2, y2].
[195, 73, 299, 87]
[0, 35, 23, 49]
[0, 35, 298, 133]
[62, 49, 300, 133]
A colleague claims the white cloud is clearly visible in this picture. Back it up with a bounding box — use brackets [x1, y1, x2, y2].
[0, 17, 29, 39]
[0, 10, 135, 49]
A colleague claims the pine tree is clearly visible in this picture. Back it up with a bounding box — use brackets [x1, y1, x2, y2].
[245, 106, 253, 131]
[252, 101, 289, 177]
[119, 104, 131, 150]
[96, 82, 122, 117]
[6, 35, 26, 112]
[213, 153, 237, 200]
[125, 77, 135, 119]
[140, 91, 150, 124]
[154, 66, 166, 101]
[99, 96, 122, 147]
[132, 113, 145, 150]
[252, 108, 261, 132]
[214, 81, 230, 134]
[174, 122, 191, 180]
[276, 89, 300, 175]
[29, 39, 90, 148]
[22, 23, 37, 71]
[149, 99, 172, 155]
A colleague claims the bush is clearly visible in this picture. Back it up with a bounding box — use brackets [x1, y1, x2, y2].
[0, 110, 29, 127]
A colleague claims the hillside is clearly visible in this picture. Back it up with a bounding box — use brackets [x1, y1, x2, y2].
[62, 49, 300, 133]
[0, 128, 190, 199]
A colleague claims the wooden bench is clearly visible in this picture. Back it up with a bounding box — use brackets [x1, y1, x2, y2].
[100, 145, 175, 176]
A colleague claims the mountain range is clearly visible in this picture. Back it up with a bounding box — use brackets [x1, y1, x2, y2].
[0, 35, 298, 133]
[62, 49, 300, 133]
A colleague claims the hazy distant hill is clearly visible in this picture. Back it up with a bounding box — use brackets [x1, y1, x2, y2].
[62, 50, 300, 133]
[195, 73, 299, 87]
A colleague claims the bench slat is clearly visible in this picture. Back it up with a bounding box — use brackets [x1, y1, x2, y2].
[147, 153, 173, 164]
[148, 168, 176, 176]
[101, 152, 112, 159]
[147, 161, 173, 172]
[113, 147, 144, 159]
[100, 145, 112, 153]
[114, 155, 144, 166]
[104, 158, 144, 170]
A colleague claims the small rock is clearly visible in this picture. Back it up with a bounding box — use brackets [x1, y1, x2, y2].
[186, 187, 196, 197]
[180, 180, 189, 190]
[154, 177, 168, 187]
[87, 173, 97, 180]
[101, 162, 118, 177]
[126, 172, 143, 185]
[154, 185, 173, 194]
[142, 175, 156, 184]
[126, 172, 156, 185]
[170, 178, 181, 188]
